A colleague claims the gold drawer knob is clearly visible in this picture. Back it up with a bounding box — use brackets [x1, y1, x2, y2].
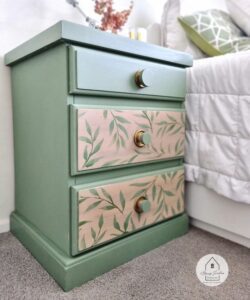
[134, 130, 151, 147]
[135, 69, 152, 88]
[135, 197, 151, 213]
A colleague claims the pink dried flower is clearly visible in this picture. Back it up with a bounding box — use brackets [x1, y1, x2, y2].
[94, 0, 133, 33]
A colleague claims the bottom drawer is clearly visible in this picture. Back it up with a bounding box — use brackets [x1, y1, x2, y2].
[71, 167, 184, 255]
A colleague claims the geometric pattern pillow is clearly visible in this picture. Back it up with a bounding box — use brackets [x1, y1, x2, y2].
[179, 9, 250, 56]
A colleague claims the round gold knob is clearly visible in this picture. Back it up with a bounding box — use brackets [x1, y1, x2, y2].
[134, 130, 151, 147]
[134, 69, 152, 88]
[134, 197, 151, 213]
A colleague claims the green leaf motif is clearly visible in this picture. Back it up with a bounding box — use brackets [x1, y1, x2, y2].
[89, 189, 99, 196]
[164, 190, 174, 197]
[130, 218, 136, 231]
[117, 124, 129, 139]
[152, 185, 157, 201]
[93, 127, 100, 142]
[102, 205, 115, 210]
[85, 200, 101, 212]
[132, 189, 146, 199]
[119, 191, 126, 211]
[98, 214, 104, 229]
[95, 231, 106, 244]
[79, 196, 87, 204]
[128, 155, 138, 163]
[154, 200, 164, 216]
[102, 159, 120, 167]
[79, 136, 92, 144]
[103, 110, 108, 119]
[92, 139, 104, 155]
[124, 212, 132, 232]
[167, 115, 177, 122]
[91, 227, 96, 240]
[177, 198, 181, 211]
[109, 119, 115, 134]
[101, 188, 112, 201]
[116, 116, 130, 124]
[83, 147, 88, 160]
[171, 207, 176, 215]
[85, 121, 92, 136]
[80, 235, 86, 250]
[113, 215, 121, 232]
[85, 158, 101, 167]
[78, 220, 89, 227]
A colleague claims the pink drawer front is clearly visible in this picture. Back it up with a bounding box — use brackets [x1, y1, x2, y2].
[71, 167, 184, 254]
[70, 106, 185, 174]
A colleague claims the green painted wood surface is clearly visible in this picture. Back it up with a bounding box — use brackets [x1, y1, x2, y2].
[11, 211, 188, 291]
[71, 165, 184, 255]
[10, 44, 73, 256]
[5, 21, 193, 67]
[69, 46, 186, 99]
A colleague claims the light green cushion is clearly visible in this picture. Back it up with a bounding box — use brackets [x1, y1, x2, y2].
[179, 9, 250, 56]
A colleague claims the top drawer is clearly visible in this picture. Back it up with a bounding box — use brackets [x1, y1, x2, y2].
[69, 46, 186, 99]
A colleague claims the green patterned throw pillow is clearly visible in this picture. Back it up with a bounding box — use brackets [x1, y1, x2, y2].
[179, 9, 250, 56]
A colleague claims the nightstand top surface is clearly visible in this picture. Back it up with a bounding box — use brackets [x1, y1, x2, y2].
[5, 20, 193, 67]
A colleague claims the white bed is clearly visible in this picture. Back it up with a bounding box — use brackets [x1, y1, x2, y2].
[147, 23, 250, 248]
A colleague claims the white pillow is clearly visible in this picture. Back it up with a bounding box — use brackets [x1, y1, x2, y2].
[227, 0, 250, 36]
[161, 0, 206, 59]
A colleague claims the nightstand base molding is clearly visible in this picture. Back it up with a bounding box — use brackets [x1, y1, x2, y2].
[10, 212, 188, 291]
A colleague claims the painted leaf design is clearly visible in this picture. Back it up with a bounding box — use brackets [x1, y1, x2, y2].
[78, 220, 89, 227]
[83, 147, 88, 160]
[102, 159, 120, 167]
[92, 139, 104, 155]
[124, 212, 132, 232]
[103, 110, 108, 119]
[79, 136, 92, 144]
[119, 191, 126, 211]
[115, 116, 130, 124]
[89, 189, 99, 196]
[85, 121, 92, 136]
[102, 205, 115, 210]
[85, 200, 102, 212]
[91, 227, 96, 240]
[80, 236, 86, 250]
[93, 127, 100, 142]
[130, 218, 136, 231]
[117, 124, 129, 139]
[132, 189, 146, 199]
[113, 215, 121, 232]
[177, 198, 181, 211]
[109, 120, 115, 134]
[95, 231, 106, 244]
[164, 191, 174, 197]
[85, 158, 101, 167]
[152, 185, 157, 201]
[101, 188, 112, 201]
[98, 214, 104, 229]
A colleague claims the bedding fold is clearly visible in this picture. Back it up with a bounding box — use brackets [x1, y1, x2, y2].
[185, 51, 250, 204]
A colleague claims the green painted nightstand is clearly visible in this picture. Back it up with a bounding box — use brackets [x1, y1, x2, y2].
[5, 21, 192, 291]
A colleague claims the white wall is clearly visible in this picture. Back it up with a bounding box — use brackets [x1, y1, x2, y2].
[0, 0, 166, 233]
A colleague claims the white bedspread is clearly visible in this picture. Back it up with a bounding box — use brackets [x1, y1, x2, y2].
[185, 51, 250, 204]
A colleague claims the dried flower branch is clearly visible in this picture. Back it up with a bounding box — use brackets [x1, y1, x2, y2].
[94, 0, 133, 33]
[66, 0, 133, 33]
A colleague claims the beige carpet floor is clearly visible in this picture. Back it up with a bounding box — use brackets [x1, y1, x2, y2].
[0, 227, 249, 300]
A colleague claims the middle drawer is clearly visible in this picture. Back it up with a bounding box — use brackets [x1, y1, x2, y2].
[70, 105, 185, 175]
